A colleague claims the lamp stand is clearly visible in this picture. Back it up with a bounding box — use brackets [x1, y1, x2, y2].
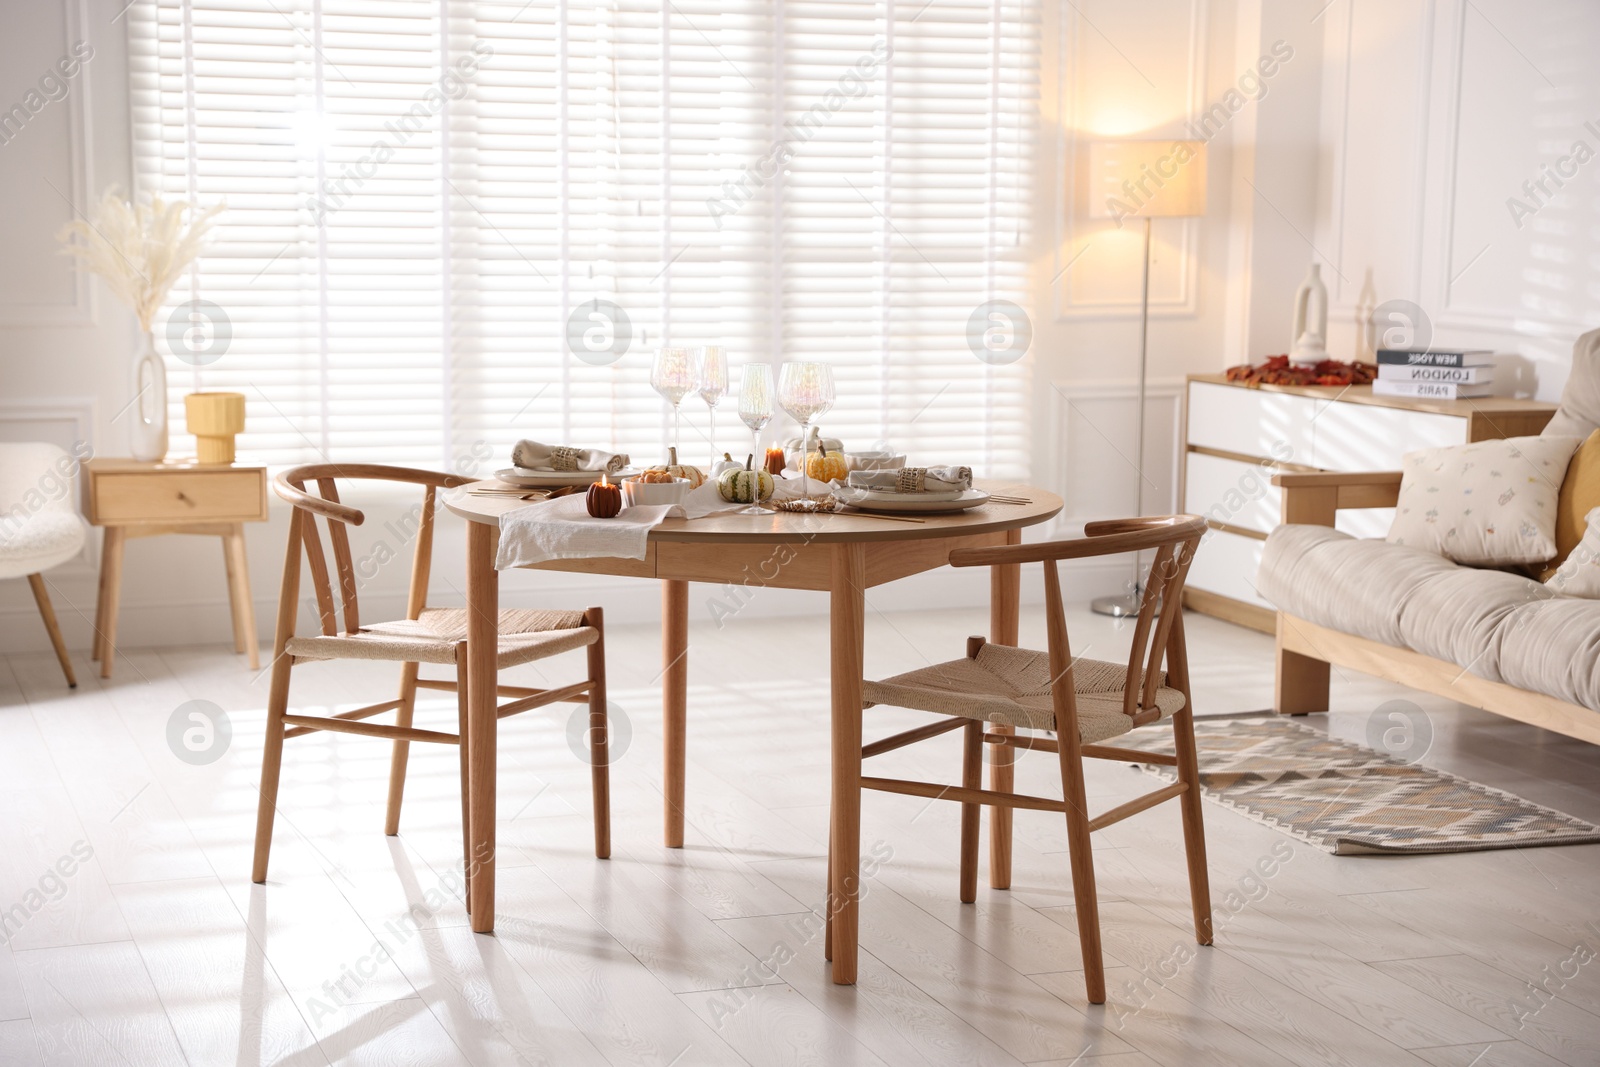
[1092, 215, 1152, 619]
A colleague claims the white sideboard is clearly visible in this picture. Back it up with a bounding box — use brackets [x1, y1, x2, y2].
[1180, 374, 1557, 632]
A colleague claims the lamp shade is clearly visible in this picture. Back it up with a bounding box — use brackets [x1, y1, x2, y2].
[1086, 139, 1206, 220]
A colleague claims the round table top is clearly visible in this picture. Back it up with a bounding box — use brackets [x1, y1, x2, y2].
[444, 478, 1062, 544]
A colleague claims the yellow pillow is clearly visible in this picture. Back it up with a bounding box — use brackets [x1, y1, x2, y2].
[1542, 428, 1600, 580]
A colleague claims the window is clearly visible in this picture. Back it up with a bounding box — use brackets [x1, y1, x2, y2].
[130, 0, 1037, 476]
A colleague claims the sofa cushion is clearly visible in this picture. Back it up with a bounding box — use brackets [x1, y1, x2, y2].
[1386, 435, 1581, 566]
[1543, 326, 1600, 438]
[1257, 525, 1546, 685]
[1494, 597, 1600, 709]
[1257, 525, 1457, 649]
[1541, 429, 1600, 580]
[1391, 565, 1545, 683]
[1546, 506, 1600, 597]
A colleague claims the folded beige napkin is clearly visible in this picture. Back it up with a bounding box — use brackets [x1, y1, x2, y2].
[510, 440, 629, 473]
[846, 465, 973, 493]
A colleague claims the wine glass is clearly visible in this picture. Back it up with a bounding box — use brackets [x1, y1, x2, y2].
[778, 361, 835, 499]
[695, 346, 728, 466]
[651, 346, 696, 454]
[736, 362, 774, 515]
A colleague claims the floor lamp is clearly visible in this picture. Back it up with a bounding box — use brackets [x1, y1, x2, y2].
[1085, 138, 1207, 617]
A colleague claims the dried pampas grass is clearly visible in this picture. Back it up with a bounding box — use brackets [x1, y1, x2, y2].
[57, 187, 224, 332]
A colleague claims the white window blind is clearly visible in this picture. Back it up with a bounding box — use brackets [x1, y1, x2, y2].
[130, 0, 1036, 476]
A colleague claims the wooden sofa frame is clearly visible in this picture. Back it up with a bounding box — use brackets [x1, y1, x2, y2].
[1269, 470, 1600, 746]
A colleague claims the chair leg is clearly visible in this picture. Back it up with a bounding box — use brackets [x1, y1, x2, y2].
[384, 661, 421, 835]
[1171, 704, 1213, 945]
[584, 608, 611, 859]
[251, 651, 294, 883]
[454, 643, 472, 911]
[1055, 724, 1106, 1004]
[988, 723, 1015, 889]
[27, 574, 76, 688]
[959, 719, 982, 903]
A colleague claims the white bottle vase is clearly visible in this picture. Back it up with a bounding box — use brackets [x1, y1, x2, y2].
[1290, 263, 1329, 366]
[129, 330, 169, 462]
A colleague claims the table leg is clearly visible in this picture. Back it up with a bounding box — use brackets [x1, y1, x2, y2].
[466, 520, 500, 932]
[662, 579, 689, 848]
[91, 531, 110, 663]
[829, 542, 866, 985]
[988, 527, 1022, 889]
[99, 527, 125, 679]
[223, 524, 260, 669]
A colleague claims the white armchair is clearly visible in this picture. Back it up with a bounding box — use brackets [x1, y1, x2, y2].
[0, 443, 88, 686]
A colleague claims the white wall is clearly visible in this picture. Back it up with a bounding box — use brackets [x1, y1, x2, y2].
[3, 0, 1594, 653]
[1313, 0, 1600, 398]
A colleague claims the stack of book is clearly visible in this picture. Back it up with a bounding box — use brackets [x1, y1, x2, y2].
[1372, 348, 1495, 399]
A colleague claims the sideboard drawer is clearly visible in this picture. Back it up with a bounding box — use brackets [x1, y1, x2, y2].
[1187, 527, 1271, 608]
[91, 468, 268, 524]
[1184, 451, 1280, 536]
[1187, 382, 1316, 466]
[1311, 404, 1468, 471]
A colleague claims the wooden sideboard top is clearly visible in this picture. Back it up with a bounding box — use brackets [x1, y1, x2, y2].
[1187, 372, 1558, 419]
[86, 458, 267, 473]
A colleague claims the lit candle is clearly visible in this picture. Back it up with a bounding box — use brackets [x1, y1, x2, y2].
[586, 473, 621, 517]
[764, 447, 786, 476]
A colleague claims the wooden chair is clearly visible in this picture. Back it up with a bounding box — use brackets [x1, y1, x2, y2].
[849, 515, 1212, 1003]
[251, 464, 610, 891]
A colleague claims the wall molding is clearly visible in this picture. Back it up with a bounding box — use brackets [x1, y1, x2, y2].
[0, 0, 96, 328]
[1048, 377, 1184, 529]
[1052, 0, 1209, 322]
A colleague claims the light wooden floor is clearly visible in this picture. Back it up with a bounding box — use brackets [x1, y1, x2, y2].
[2, 602, 1599, 1067]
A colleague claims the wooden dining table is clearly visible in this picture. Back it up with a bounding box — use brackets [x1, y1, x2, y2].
[444, 479, 1062, 983]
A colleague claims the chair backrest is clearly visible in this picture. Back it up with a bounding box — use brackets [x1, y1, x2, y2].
[0, 442, 80, 515]
[949, 515, 1207, 729]
[273, 464, 473, 638]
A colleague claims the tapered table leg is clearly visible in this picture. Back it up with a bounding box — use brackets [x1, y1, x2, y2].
[466, 520, 500, 932]
[988, 527, 1021, 888]
[829, 542, 866, 984]
[98, 527, 125, 679]
[662, 579, 689, 848]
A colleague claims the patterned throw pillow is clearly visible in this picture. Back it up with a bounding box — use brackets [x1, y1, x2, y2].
[1386, 435, 1582, 565]
[1546, 506, 1600, 596]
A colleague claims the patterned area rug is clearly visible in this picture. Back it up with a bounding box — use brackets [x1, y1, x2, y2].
[1117, 717, 1600, 855]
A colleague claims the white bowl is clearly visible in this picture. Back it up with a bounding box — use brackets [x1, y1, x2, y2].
[845, 451, 906, 472]
[622, 476, 691, 507]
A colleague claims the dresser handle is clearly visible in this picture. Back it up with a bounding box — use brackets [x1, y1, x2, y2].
[177, 491, 194, 506]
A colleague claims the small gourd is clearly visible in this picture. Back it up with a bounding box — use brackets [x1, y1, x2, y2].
[710, 451, 743, 477]
[717, 454, 775, 503]
[585, 477, 622, 518]
[805, 446, 848, 483]
[646, 446, 706, 489]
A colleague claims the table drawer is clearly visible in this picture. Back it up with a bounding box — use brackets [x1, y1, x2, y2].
[92, 469, 267, 524]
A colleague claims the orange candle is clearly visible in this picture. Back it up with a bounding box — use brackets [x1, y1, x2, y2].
[764, 447, 786, 476]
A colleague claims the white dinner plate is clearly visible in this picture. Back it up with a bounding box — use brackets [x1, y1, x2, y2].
[495, 467, 638, 488]
[834, 487, 990, 513]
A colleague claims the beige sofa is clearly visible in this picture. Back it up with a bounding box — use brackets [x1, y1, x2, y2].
[1255, 329, 1600, 746]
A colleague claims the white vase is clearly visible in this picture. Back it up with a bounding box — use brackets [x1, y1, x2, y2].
[1290, 263, 1329, 366]
[130, 330, 169, 462]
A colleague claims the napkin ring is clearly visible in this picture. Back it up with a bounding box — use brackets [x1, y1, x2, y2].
[896, 467, 926, 493]
[550, 446, 581, 471]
